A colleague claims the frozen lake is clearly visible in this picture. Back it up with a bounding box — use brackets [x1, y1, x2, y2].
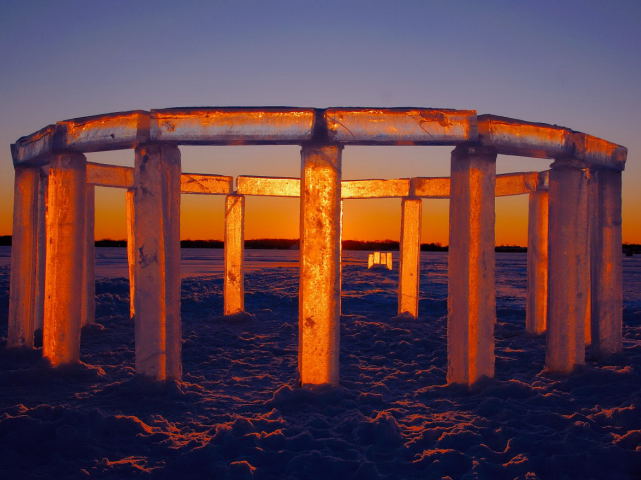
[1, 246, 641, 478]
[1, 246, 639, 305]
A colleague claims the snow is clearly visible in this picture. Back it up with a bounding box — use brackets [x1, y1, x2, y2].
[0, 247, 640, 479]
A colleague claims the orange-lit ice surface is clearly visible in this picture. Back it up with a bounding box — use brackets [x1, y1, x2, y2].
[326, 108, 477, 145]
[342, 178, 410, 198]
[42, 153, 87, 366]
[237, 176, 300, 197]
[298, 144, 342, 387]
[546, 160, 589, 373]
[7, 167, 40, 348]
[526, 189, 549, 334]
[181, 173, 233, 195]
[12, 107, 626, 168]
[80, 184, 95, 327]
[132, 144, 182, 381]
[224, 194, 245, 316]
[398, 199, 422, 318]
[6, 106, 627, 393]
[150, 108, 315, 145]
[447, 145, 497, 386]
[478, 114, 626, 169]
[57, 111, 149, 152]
[478, 114, 572, 159]
[86, 162, 134, 188]
[590, 168, 623, 357]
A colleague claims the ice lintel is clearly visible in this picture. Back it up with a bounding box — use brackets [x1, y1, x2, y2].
[87, 162, 134, 188]
[181, 173, 233, 195]
[570, 132, 627, 170]
[342, 178, 410, 198]
[11, 124, 58, 166]
[236, 176, 300, 197]
[57, 110, 150, 153]
[478, 114, 573, 160]
[412, 171, 545, 198]
[326, 108, 478, 145]
[149, 107, 316, 145]
[410, 177, 450, 198]
[495, 172, 540, 196]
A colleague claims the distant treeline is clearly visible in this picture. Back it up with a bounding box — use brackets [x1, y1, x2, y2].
[1, 236, 640, 254]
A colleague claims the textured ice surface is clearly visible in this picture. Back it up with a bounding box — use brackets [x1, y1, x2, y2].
[0, 248, 640, 479]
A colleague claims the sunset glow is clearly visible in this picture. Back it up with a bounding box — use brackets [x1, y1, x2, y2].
[2, 2, 640, 478]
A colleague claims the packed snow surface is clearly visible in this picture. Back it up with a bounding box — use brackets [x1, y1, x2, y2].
[0, 247, 640, 479]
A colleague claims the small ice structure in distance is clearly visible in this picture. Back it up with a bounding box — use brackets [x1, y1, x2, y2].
[368, 251, 393, 270]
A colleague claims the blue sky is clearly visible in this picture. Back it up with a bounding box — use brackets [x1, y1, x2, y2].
[1, 0, 640, 243]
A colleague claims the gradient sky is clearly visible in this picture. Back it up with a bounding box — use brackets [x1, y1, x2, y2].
[1, 0, 640, 245]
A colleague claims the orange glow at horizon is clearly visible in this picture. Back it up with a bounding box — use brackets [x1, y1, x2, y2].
[93, 187, 534, 246]
[21, 146, 636, 246]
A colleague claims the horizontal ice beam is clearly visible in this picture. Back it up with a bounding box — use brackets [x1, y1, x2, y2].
[11, 125, 57, 166]
[86, 163, 232, 193]
[87, 163, 134, 188]
[478, 115, 626, 170]
[236, 176, 300, 197]
[149, 108, 315, 145]
[57, 111, 150, 153]
[573, 133, 627, 170]
[325, 108, 478, 145]
[342, 179, 410, 198]
[85, 165, 548, 198]
[10, 108, 627, 171]
[410, 177, 450, 198]
[495, 172, 539, 196]
[478, 114, 572, 159]
[237, 177, 411, 198]
[181, 173, 233, 194]
[411, 172, 546, 198]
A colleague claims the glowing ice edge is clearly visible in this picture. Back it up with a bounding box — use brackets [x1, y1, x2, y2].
[12, 108, 626, 170]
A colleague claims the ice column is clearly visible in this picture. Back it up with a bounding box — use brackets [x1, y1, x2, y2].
[224, 194, 245, 315]
[8, 166, 41, 348]
[398, 198, 422, 318]
[526, 189, 549, 334]
[81, 184, 95, 326]
[546, 159, 589, 373]
[447, 145, 497, 386]
[42, 153, 87, 366]
[33, 169, 48, 332]
[299, 143, 342, 386]
[133, 144, 182, 381]
[126, 189, 136, 320]
[590, 168, 623, 357]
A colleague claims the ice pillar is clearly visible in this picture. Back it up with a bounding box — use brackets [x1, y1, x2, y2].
[526, 190, 549, 334]
[339, 199, 343, 316]
[133, 144, 182, 381]
[398, 197, 422, 318]
[590, 168, 623, 357]
[299, 143, 342, 386]
[546, 160, 589, 373]
[224, 194, 245, 315]
[81, 184, 95, 326]
[8, 166, 41, 348]
[33, 169, 48, 332]
[126, 189, 135, 320]
[42, 153, 87, 366]
[447, 145, 497, 386]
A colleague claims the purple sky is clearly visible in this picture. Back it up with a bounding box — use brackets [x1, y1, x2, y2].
[1, 0, 640, 243]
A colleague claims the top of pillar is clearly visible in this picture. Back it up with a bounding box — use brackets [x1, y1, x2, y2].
[10, 107, 627, 171]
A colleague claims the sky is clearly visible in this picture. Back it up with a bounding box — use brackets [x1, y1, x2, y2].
[1, 0, 640, 245]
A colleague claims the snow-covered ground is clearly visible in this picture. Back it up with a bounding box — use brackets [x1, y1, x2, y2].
[0, 247, 640, 479]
